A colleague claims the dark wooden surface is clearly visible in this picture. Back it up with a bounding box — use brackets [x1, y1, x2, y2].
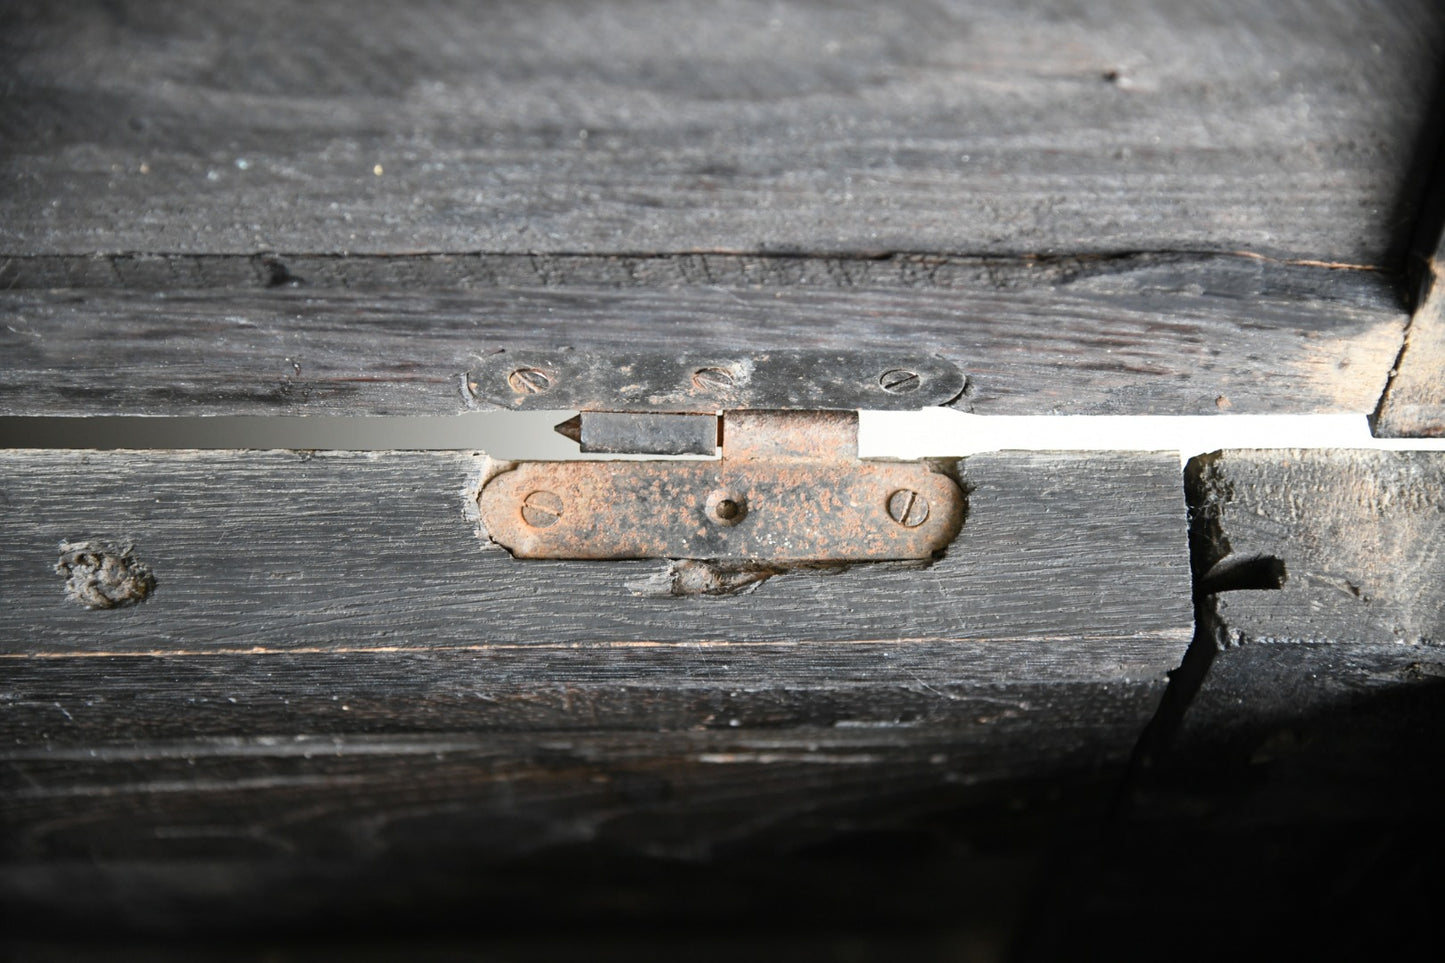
[1018, 449, 1445, 960]
[0, 449, 1190, 937]
[0, 450, 1190, 652]
[3, 0, 1443, 954]
[0, 264, 1404, 418]
[1190, 448, 1444, 645]
[3, 0, 1436, 421]
[6, 451, 1440, 954]
[1, 0, 1439, 263]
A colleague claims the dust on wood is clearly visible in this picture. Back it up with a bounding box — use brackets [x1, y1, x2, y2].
[0, 272, 1406, 420]
[1374, 268, 1445, 437]
[1189, 449, 1444, 646]
[1, 1, 1440, 263]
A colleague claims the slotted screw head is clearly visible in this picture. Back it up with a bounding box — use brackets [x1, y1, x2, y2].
[879, 369, 921, 394]
[692, 367, 736, 391]
[521, 490, 563, 528]
[508, 367, 552, 395]
[887, 489, 929, 528]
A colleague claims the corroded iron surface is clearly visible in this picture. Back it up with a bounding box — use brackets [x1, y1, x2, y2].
[479, 411, 964, 562]
[466, 351, 966, 412]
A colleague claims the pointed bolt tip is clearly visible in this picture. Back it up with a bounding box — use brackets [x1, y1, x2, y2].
[553, 414, 583, 445]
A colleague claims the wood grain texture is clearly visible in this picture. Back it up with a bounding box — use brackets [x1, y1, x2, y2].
[0, 450, 1189, 658]
[1374, 172, 1445, 437]
[1022, 644, 1445, 961]
[1376, 288, 1445, 436]
[1189, 449, 1444, 646]
[1153, 449, 1444, 936]
[1, 0, 1440, 263]
[0, 448, 1189, 930]
[0, 269, 1404, 418]
[1014, 449, 1445, 960]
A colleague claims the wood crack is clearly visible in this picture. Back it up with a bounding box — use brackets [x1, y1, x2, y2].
[0, 250, 1405, 306]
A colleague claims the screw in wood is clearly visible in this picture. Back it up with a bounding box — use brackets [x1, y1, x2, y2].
[521, 490, 564, 528]
[887, 489, 929, 527]
[692, 367, 736, 391]
[507, 367, 552, 395]
[879, 368, 921, 393]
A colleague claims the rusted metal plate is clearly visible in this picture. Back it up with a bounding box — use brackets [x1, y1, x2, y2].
[464, 351, 966, 413]
[479, 411, 964, 562]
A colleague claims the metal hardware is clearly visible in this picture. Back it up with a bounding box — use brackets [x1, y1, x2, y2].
[554, 411, 719, 456]
[480, 410, 964, 562]
[506, 367, 553, 395]
[519, 490, 564, 528]
[886, 489, 930, 527]
[879, 369, 922, 394]
[465, 351, 966, 413]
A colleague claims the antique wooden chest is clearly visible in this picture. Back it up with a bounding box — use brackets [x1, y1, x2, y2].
[2, 1, 1442, 957]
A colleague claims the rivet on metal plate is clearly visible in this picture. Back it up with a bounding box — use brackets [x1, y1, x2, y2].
[479, 410, 964, 563]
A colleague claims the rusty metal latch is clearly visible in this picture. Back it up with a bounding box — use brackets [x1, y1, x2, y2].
[472, 352, 967, 564]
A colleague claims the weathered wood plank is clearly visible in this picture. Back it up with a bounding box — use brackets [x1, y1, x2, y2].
[0, 770, 1045, 941]
[0, 450, 1189, 658]
[1014, 448, 1445, 959]
[1377, 285, 1445, 437]
[0, 726, 1151, 867]
[1, 0, 1439, 263]
[1189, 449, 1444, 645]
[0, 448, 1189, 930]
[0, 249, 1409, 297]
[1374, 165, 1445, 437]
[1158, 448, 1445, 912]
[1, 658, 1168, 746]
[0, 273, 1403, 417]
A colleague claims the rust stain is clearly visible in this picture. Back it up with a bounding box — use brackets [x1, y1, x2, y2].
[477, 410, 965, 563]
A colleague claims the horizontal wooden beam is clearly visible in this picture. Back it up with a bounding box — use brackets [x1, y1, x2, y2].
[0, 265, 1404, 417]
[2, 0, 1439, 264]
[0, 450, 1190, 659]
[0, 449, 1189, 925]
